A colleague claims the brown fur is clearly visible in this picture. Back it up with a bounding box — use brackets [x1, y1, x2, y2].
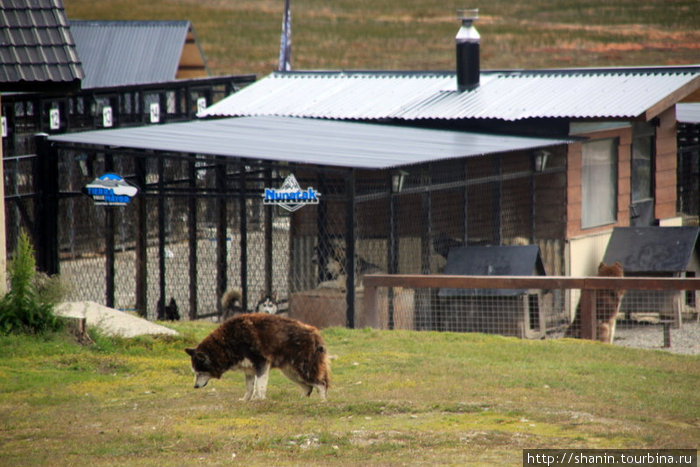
[185, 313, 330, 400]
[565, 261, 625, 343]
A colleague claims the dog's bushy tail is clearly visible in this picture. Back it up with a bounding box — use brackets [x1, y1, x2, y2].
[221, 289, 243, 319]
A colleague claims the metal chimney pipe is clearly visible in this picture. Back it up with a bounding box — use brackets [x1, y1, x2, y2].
[456, 8, 480, 91]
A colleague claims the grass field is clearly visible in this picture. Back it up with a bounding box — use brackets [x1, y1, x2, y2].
[63, 0, 700, 78]
[1, 322, 698, 465]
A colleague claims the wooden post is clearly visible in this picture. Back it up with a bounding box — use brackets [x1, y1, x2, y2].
[579, 289, 596, 340]
[363, 283, 379, 329]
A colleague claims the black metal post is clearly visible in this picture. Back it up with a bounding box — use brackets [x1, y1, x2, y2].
[104, 153, 115, 308]
[216, 158, 228, 317]
[239, 161, 248, 311]
[134, 156, 147, 317]
[105, 207, 115, 308]
[157, 156, 166, 319]
[264, 167, 273, 296]
[188, 160, 198, 319]
[33, 134, 59, 275]
[345, 170, 356, 328]
[387, 173, 398, 330]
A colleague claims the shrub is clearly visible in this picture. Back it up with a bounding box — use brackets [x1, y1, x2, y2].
[0, 231, 66, 335]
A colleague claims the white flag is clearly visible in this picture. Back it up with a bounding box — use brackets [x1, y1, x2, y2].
[278, 0, 292, 71]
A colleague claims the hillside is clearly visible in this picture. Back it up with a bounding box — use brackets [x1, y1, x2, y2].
[64, 0, 700, 77]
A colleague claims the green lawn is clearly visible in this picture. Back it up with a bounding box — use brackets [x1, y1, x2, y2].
[1, 323, 697, 465]
[63, 0, 700, 77]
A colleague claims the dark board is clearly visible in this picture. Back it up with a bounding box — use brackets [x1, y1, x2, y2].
[602, 227, 699, 274]
[439, 244, 545, 297]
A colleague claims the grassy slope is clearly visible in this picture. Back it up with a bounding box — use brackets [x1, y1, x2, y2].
[0, 323, 697, 466]
[63, 0, 700, 77]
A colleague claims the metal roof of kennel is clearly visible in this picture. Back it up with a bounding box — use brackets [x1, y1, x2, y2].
[47, 115, 570, 170]
[199, 67, 700, 122]
[69, 20, 207, 89]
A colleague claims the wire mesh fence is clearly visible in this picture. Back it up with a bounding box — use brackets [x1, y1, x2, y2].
[363, 275, 700, 351]
[14, 131, 699, 349]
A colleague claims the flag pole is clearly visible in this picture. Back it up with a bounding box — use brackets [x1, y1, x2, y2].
[278, 0, 292, 71]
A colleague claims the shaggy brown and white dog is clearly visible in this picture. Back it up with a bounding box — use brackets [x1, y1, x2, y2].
[185, 313, 330, 401]
[565, 261, 625, 343]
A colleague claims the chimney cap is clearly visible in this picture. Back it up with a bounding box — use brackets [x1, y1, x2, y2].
[457, 8, 478, 21]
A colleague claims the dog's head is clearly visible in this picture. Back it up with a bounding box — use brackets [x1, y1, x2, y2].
[255, 293, 279, 314]
[597, 261, 624, 277]
[185, 348, 219, 388]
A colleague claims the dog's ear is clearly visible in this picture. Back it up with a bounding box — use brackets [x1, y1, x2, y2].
[185, 348, 195, 357]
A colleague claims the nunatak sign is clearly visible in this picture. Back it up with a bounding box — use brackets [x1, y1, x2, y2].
[263, 174, 321, 212]
[83, 173, 138, 206]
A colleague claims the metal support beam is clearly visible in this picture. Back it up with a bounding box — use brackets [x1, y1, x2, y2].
[216, 158, 228, 317]
[239, 161, 248, 311]
[135, 156, 147, 317]
[188, 160, 198, 320]
[33, 134, 59, 275]
[345, 170, 356, 328]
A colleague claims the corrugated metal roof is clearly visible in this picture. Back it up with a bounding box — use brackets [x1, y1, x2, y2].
[200, 69, 700, 122]
[0, 0, 83, 92]
[677, 103, 700, 124]
[48, 116, 569, 170]
[69, 20, 192, 89]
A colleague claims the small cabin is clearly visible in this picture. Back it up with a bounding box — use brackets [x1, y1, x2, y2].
[438, 244, 548, 338]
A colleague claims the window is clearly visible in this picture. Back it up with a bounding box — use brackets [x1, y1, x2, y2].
[631, 123, 654, 203]
[582, 138, 618, 228]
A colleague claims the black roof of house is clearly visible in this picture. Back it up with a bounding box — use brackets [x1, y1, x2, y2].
[0, 0, 83, 92]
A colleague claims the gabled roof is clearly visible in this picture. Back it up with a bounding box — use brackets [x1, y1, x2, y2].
[47, 116, 570, 170]
[200, 67, 700, 123]
[69, 20, 207, 89]
[0, 0, 83, 92]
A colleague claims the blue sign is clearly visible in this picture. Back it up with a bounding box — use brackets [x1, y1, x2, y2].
[84, 173, 138, 206]
[263, 174, 321, 212]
